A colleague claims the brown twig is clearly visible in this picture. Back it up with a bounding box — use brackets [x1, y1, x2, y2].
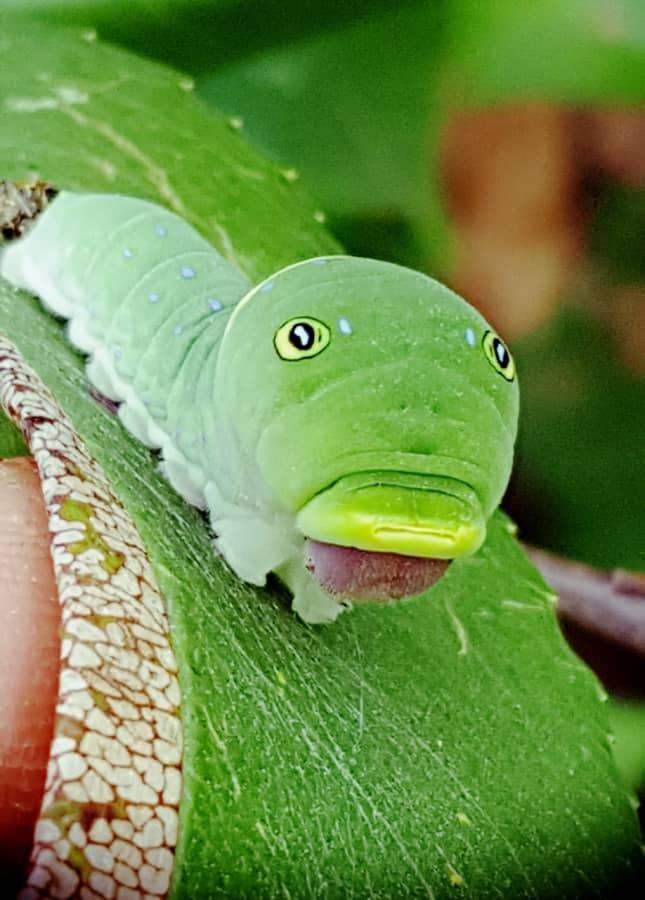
[524, 543, 645, 658]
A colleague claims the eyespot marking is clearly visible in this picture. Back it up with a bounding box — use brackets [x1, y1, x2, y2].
[274, 317, 331, 361]
[465, 327, 476, 347]
[181, 266, 196, 279]
[482, 330, 515, 381]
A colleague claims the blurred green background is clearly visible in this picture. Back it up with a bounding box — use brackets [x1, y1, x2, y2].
[5, 0, 645, 787]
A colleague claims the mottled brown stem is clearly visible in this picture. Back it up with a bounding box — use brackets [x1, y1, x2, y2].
[525, 543, 645, 659]
[0, 337, 182, 899]
[0, 181, 57, 240]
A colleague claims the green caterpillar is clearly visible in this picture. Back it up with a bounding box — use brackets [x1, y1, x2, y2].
[0, 190, 519, 623]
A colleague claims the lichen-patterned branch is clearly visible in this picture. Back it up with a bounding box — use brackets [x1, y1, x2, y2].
[0, 337, 182, 900]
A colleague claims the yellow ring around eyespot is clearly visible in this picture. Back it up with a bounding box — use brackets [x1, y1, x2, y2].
[482, 330, 515, 381]
[274, 316, 331, 361]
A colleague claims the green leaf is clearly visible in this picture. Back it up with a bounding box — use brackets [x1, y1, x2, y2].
[438, 0, 645, 106]
[609, 699, 645, 794]
[0, 23, 642, 897]
[198, 2, 447, 266]
[513, 309, 645, 571]
[199, 3, 443, 220]
[0, 24, 339, 281]
[1, 0, 409, 70]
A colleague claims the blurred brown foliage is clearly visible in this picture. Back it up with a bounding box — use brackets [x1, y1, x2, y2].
[441, 105, 645, 374]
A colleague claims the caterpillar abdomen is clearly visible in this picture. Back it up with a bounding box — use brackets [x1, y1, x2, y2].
[1, 191, 251, 504]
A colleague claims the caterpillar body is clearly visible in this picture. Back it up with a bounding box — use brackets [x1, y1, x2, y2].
[0, 189, 519, 624]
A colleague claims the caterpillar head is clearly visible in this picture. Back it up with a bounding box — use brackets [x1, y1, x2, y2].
[216, 256, 519, 600]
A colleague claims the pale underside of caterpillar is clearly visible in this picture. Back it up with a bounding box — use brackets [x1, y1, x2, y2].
[0, 189, 519, 624]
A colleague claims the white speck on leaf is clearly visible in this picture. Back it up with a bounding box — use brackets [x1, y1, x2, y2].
[211, 220, 244, 270]
[202, 707, 241, 802]
[501, 599, 544, 611]
[444, 600, 469, 656]
[235, 165, 266, 182]
[255, 820, 275, 854]
[447, 864, 465, 888]
[56, 86, 89, 105]
[280, 168, 300, 183]
[6, 85, 90, 112]
[90, 157, 117, 180]
[6, 95, 57, 112]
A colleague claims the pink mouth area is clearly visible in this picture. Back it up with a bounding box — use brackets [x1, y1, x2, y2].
[304, 538, 450, 602]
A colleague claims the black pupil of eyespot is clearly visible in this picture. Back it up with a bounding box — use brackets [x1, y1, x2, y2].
[289, 322, 315, 350]
[494, 338, 509, 368]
